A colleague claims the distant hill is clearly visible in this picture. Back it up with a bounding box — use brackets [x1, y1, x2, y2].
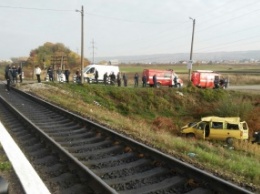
[95, 50, 260, 63]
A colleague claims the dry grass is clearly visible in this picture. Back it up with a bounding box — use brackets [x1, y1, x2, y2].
[16, 82, 260, 192]
[227, 74, 260, 85]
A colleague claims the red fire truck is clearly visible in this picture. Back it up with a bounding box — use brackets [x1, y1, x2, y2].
[142, 69, 183, 88]
[191, 70, 228, 89]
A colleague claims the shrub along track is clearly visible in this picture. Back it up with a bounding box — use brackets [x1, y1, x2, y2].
[0, 84, 254, 194]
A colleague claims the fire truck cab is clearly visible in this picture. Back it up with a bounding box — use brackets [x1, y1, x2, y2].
[142, 69, 183, 88]
[191, 70, 227, 89]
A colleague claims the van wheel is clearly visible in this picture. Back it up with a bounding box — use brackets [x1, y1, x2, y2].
[186, 133, 195, 138]
[156, 83, 161, 88]
[226, 137, 234, 145]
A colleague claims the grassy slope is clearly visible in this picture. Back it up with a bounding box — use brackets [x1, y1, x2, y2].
[18, 82, 260, 192]
[1, 63, 260, 191]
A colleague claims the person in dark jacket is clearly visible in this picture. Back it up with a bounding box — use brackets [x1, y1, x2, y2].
[95, 70, 99, 84]
[123, 73, 127, 87]
[64, 69, 70, 83]
[134, 73, 139, 87]
[153, 74, 157, 88]
[47, 67, 54, 82]
[17, 65, 23, 83]
[142, 75, 147, 87]
[110, 72, 116, 85]
[174, 76, 178, 87]
[5, 64, 12, 91]
[103, 72, 108, 85]
[75, 69, 81, 83]
[117, 72, 121, 87]
[12, 65, 18, 83]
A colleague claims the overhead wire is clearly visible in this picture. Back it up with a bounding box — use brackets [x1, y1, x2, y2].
[196, 34, 260, 52]
[1, 2, 260, 60]
[0, 5, 73, 12]
[109, 1, 260, 58]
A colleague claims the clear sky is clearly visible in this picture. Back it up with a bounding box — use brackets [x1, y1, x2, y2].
[1, 0, 260, 61]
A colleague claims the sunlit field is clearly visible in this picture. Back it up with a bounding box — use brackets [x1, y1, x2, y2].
[118, 63, 260, 85]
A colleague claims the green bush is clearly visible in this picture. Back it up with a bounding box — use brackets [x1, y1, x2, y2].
[212, 96, 253, 119]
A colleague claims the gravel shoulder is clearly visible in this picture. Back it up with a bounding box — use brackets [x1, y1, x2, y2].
[0, 145, 25, 194]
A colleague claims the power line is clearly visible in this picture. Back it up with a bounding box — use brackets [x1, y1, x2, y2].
[195, 0, 259, 26]
[196, 35, 260, 52]
[85, 12, 185, 24]
[0, 5, 186, 24]
[197, 7, 260, 33]
[198, 24, 260, 44]
[0, 5, 73, 12]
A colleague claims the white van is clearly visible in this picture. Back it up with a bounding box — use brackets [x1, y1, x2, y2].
[82, 64, 119, 83]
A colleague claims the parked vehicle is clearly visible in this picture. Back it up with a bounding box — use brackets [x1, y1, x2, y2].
[74, 64, 120, 83]
[191, 70, 228, 89]
[142, 69, 183, 88]
[181, 116, 249, 145]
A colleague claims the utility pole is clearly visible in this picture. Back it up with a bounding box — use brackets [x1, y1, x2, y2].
[76, 6, 84, 84]
[91, 39, 96, 64]
[188, 17, 195, 82]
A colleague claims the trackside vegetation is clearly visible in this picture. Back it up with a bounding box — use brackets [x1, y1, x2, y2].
[17, 82, 260, 192]
[0, 145, 12, 171]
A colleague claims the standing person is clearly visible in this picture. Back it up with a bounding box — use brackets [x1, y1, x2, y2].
[174, 75, 177, 87]
[103, 72, 108, 85]
[110, 72, 116, 85]
[153, 74, 157, 88]
[35, 65, 41, 83]
[123, 73, 127, 87]
[117, 72, 121, 87]
[95, 70, 99, 84]
[64, 69, 70, 83]
[47, 67, 54, 82]
[214, 76, 219, 89]
[134, 73, 139, 87]
[5, 64, 12, 91]
[142, 74, 147, 87]
[75, 69, 80, 83]
[57, 67, 63, 82]
[12, 65, 18, 83]
[17, 65, 22, 83]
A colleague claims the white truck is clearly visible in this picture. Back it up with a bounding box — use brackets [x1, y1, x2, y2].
[81, 64, 119, 83]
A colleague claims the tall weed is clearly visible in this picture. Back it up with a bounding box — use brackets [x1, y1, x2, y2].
[213, 95, 253, 119]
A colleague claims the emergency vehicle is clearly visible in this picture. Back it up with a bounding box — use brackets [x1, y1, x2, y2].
[142, 69, 183, 88]
[191, 70, 228, 89]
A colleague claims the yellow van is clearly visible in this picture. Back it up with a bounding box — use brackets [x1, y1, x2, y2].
[181, 116, 249, 144]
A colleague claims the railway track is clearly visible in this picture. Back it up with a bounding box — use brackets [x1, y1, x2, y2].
[0, 83, 254, 194]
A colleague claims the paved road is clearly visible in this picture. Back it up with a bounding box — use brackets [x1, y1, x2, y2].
[227, 85, 260, 92]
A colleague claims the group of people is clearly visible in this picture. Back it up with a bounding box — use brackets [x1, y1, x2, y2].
[4, 65, 176, 90]
[136, 73, 158, 88]
[102, 71, 128, 87]
[4, 64, 23, 91]
[34, 66, 71, 83]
